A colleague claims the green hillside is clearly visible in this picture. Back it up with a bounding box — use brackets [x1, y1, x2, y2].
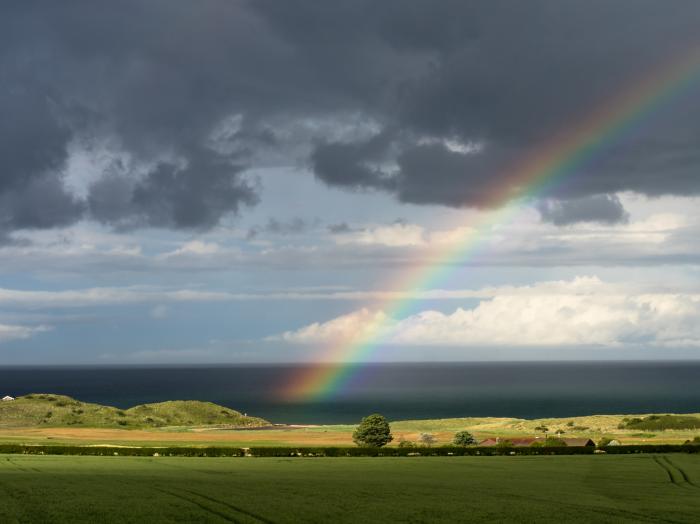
[0, 394, 268, 429]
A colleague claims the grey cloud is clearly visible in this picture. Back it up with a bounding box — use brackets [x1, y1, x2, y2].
[247, 217, 316, 239]
[538, 195, 630, 226]
[88, 152, 258, 230]
[0, 0, 285, 233]
[327, 223, 354, 234]
[294, 1, 700, 219]
[312, 132, 397, 191]
[3, 0, 700, 233]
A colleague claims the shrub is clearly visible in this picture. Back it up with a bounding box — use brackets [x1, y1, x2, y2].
[397, 440, 416, 448]
[618, 415, 700, 431]
[453, 431, 477, 446]
[597, 437, 612, 447]
[352, 414, 393, 448]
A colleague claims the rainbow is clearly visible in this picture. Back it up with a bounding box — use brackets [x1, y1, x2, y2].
[282, 44, 700, 400]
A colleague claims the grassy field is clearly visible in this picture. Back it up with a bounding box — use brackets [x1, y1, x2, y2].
[1, 454, 699, 522]
[0, 394, 267, 429]
[1, 414, 699, 448]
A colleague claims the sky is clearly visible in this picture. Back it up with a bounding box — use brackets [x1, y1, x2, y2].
[1, 0, 699, 364]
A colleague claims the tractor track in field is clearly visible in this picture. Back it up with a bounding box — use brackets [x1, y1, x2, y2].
[181, 489, 275, 524]
[497, 484, 681, 524]
[154, 487, 240, 523]
[1, 457, 38, 473]
[653, 456, 678, 485]
[662, 456, 699, 489]
[155, 486, 275, 524]
[652, 456, 699, 489]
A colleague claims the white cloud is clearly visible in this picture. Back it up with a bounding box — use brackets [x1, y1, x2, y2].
[0, 323, 51, 343]
[0, 287, 231, 309]
[334, 223, 427, 247]
[275, 308, 389, 344]
[164, 240, 221, 256]
[417, 136, 484, 154]
[0, 276, 697, 311]
[332, 222, 478, 248]
[275, 277, 700, 348]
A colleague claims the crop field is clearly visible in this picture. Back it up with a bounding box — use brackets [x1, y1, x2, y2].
[1, 454, 700, 523]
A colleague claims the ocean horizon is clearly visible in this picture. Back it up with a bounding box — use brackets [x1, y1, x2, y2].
[1, 361, 699, 424]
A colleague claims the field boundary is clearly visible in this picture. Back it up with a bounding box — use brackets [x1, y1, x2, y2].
[0, 443, 698, 457]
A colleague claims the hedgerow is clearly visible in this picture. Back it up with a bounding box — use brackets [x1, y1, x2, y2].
[0, 444, 697, 457]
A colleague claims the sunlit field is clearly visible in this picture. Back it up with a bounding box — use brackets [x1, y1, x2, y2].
[1, 454, 700, 523]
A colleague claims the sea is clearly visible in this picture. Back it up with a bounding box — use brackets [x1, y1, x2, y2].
[0, 361, 698, 424]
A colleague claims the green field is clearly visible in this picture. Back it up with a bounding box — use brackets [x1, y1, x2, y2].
[1, 454, 700, 523]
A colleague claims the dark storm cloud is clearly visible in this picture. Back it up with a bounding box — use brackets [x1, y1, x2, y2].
[2, 0, 700, 233]
[312, 132, 398, 191]
[281, 0, 700, 221]
[0, 0, 281, 234]
[88, 151, 258, 230]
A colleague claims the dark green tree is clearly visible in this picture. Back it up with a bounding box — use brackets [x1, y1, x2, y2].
[453, 430, 477, 446]
[352, 414, 393, 447]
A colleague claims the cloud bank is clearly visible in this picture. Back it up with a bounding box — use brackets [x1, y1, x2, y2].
[277, 277, 700, 348]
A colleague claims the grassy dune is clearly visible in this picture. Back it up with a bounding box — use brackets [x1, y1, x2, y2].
[0, 394, 268, 430]
[1, 454, 700, 522]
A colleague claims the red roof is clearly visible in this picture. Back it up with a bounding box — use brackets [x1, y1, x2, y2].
[479, 437, 594, 447]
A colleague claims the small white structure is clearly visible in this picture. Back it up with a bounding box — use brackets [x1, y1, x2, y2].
[2, 395, 15, 401]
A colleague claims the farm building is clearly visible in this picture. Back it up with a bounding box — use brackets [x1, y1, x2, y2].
[2, 395, 15, 401]
[479, 437, 543, 447]
[562, 438, 596, 447]
[479, 437, 595, 447]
